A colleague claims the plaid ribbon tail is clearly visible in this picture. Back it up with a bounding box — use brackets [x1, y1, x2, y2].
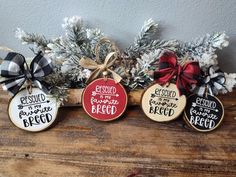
[1, 77, 26, 95]
[194, 65, 226, 96]
[33, 79, 52, 93]
[30, 52, 53, 93]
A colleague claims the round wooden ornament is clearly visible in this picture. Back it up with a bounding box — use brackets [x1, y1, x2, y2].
[8, 88, 59, 132]
[183, 94, 224, 132]
[82, 78, 128, 121]
[141, 83, 186, 122]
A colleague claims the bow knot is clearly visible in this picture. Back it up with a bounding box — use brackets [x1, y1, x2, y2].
[154, 52, 201, 95]
[205, 76, 211, 83]
[99, 64, 106, 71]
[24, 70, 33, 79]
[0, 52, 53, 95]
[79, 38, 122, 83]
[178, 66, 184, 75]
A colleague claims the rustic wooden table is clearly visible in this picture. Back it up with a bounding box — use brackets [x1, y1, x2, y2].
[0, 90, 236, 177]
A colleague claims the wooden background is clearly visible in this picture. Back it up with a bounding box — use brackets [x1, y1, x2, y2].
[0, 89, 236, 177]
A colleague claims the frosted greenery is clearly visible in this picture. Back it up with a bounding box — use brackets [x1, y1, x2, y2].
[13, 16, 234, 99]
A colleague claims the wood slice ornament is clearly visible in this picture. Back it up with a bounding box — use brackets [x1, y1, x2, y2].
[141, 51, 200, 122]
[0, 52, 58, 132]
[79, 38, 127, 121]
[8, 88, 59, 132]
[82, 78, 127, 121]
[141, 83, 186, 122]
[183, 94, 224, 132]
[183, 66, 226, 132]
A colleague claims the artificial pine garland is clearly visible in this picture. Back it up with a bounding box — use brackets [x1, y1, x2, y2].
[12, 16, 236, 100]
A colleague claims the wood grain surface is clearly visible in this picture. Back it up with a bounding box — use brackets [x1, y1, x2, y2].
[0, 89, 236, 177]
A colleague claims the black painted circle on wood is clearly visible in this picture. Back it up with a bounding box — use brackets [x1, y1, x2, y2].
[184, 94, 224, 132]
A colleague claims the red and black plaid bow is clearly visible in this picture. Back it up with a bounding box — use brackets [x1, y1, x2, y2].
[154, 52, 201, 95]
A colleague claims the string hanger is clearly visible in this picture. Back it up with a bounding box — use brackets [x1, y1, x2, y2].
[79, 38, 122, 83]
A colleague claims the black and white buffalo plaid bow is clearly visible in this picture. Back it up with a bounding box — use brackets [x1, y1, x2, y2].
[0, 52, 53, 95]
[194, 65, 225, 96]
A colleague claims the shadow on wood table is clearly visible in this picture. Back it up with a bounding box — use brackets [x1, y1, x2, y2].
[0, 90, 236, 177]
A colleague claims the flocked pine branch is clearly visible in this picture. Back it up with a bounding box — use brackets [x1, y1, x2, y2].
[15, 28, 52, 52]
[125, 19, 158, 58]
[47, 17, 90, 60]
[125, 18, 179, 59]
[178, 32, 229, 68]
[122, 19, 179, 89]
[220, 73, 236, 94]
[44, 72, 69, 102]
[137, 49, 163, 70]
[178, 32, 236, 94]
[122, 49, 166, 90]
[13, 16, 235, 97]
[46, 17, 105, 88]
[62, 16, 87, 45]
[134, 18, 159, 45]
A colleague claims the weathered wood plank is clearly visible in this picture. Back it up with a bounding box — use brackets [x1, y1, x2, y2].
[0, 90, 236, 177]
